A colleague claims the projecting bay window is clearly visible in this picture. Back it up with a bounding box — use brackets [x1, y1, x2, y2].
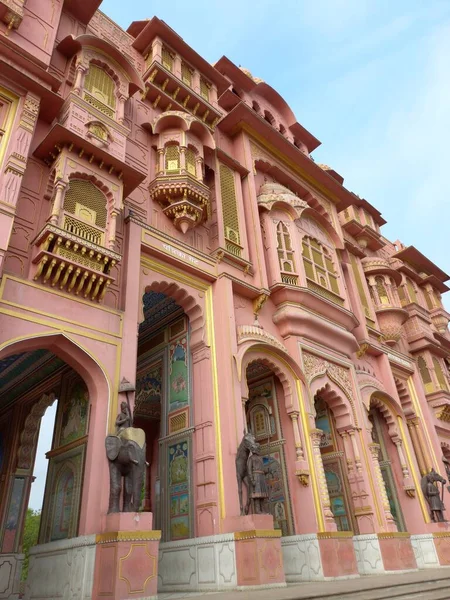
[398, 277, 419, 306]
[302, 236, 342, 303]
[276, 222, 298, 285]
[418, 354, 449, 394]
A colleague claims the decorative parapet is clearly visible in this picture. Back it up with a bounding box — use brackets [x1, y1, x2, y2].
[149, 173, 210, 234]
[0, 0, 24, 33]
[32, 223, 121, 302]
[236, 324, 288, 353]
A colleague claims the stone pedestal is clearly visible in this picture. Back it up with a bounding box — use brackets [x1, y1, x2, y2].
[225, 515, 286, 589]
[317, 532, 359, 578]
[0, 553, 23, 599]
[377, 532, 417, 571]
[92, 513, 161, 599]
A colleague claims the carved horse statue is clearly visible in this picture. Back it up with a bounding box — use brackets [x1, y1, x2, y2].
[236, 431, 258, 515]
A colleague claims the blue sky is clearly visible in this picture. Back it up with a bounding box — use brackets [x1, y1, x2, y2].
[102, 0, 450, 294]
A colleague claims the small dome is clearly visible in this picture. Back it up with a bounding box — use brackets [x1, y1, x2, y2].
[239, 66, 265, 84]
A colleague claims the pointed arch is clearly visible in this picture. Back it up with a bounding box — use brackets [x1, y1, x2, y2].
[309, 375, 355, 430]
[235, 342, 305, 413]
[141, 279, 205, 351]
[17, 392, 57, 470]
[369, 392, 402, 441]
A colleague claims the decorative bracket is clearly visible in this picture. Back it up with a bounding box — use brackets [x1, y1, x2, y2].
[296, 470, 310, 487]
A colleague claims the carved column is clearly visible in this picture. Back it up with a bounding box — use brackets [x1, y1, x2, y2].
[117, 94, 127, 125]
[406, 417, 428, 475]
[368, 442, 397, 530]
[179, 146, 186, 171]
[157, 148, 164, 175]
[310, 428, 337, 529]
[348, 428, 362, 472]
[73, 63, 88, 96]
[49, 180, 67, 225]
[195, 155, 203, 180]
[290, 412, 304, 461]
[108, 208, 120, 250]
[242, 395, 248, 433]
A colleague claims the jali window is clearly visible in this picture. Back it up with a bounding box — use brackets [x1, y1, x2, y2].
[276, 222, 297, 284]
[84, 65, 116, 119]
[181, 62, 192, 86]
[302, 237, 339, 295]
[418, 356, 433, 394]
[200, 78, 210, 101]
[63, 179, 107, 246]
[162, 47, 174, 72]
[165, 144, 180, 173]
[186, 147, 196, 177]
[219, 163, 241, 257]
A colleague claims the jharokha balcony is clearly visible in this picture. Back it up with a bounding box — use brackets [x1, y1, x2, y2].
[362, 257, 408, 345]
[148, 172, 210, 234]
[32, 218, 121, 302]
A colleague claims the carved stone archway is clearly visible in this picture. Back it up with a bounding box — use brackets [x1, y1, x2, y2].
[17, 393, 57, 470]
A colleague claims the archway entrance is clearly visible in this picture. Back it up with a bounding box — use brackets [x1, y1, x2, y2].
[135, 291, 192, 542]
[368, 406, 406, 532]
[314, 394, 357, 533]
[245, 360, 294, 536]
[0, 348, 91, 598]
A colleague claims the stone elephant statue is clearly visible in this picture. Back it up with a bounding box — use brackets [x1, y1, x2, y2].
[105, 427, 146, 513]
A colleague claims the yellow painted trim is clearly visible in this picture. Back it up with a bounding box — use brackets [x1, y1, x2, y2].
[377, 531, 411, 539]
[407, 377, 439, 471]
[0, 306, 120, 346]
[296, 379, 324, 532]
[0, 275, 123, 338]
[358, 429, 383, 527]
[0, 86, 19, 169]
[141, 256, 209, 292]
[96, 531, 161, 543]
[397, 416, 430, 523]
[109, 342, 122, 433]
[206, 286, 224, 520]
[316, 531, 353, 539]
[234, 529, 282, 540]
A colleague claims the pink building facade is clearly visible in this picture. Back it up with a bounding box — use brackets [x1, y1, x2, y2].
[0, 2, 450, 598]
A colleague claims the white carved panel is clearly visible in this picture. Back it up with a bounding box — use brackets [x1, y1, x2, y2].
[281, 534, 324, 581]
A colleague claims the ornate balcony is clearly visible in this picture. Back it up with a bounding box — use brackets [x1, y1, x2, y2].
[430, 307, 450, 334]
[32, 223, 121, 302]
[341, 206, 384, 251]
[375, 307, 409, 345]
[148, 173, 210, 234]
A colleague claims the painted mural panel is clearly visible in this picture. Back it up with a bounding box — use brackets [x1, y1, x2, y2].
[135, 360, 163, 419]
[323, 460, 351, 531]
[2, 476, 25, 552]
[262, 450, 290, 535]
[168, 440, 190, 540]
[40, 445, 85, 544]
[169, 336, 189, 412]
[57, 378, 89, 447]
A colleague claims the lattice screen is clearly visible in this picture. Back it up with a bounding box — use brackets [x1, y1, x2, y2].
[181, 62, 192, 86]
[200, 78, 209, 101]
[165, 145, 180, 172]
[219, 164, 240, 245]
[186, 148, 196, 176]
[85, 65, 116, 110]
[162, 47, 174, 71]
[64, 180, 107, 228]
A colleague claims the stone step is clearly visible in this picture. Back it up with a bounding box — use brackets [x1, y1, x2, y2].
[333, 580, 450, 600]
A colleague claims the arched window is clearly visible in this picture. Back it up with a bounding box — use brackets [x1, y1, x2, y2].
[276, 222, 296, 276]
[279, 124, 286, 135]
[165, 144, 180, 173]
[84, 64, 116, 118]
[264, 110, 275, 126]
[302, 237, 339, 295]
[406, 279, 418, 304]
[418, 356, 433, 393]
[252, 100, 261, 113]
[186, 147, 196, 177]
[375, 276, 389, 305]
[63, 179, 107, 245]
[433, 357, 448, 391]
